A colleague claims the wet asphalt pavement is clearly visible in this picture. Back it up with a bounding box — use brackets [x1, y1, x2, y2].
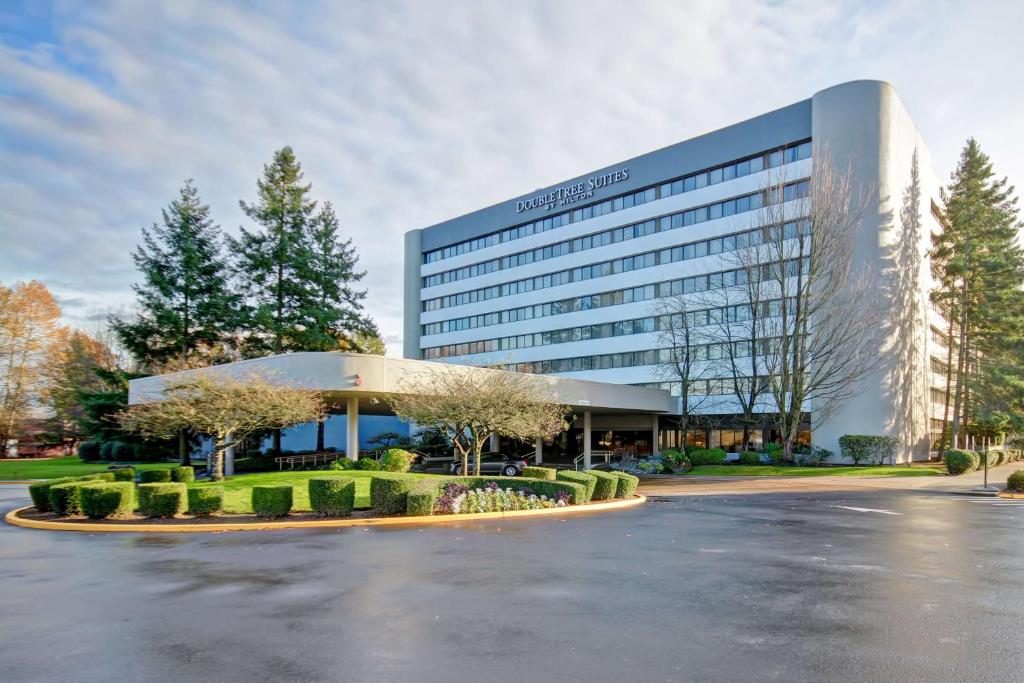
[1, 484, 1021, 683]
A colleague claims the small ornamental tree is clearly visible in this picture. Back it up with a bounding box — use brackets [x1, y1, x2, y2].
[386, 366, 571, 476]
[118, 373, 325, 480]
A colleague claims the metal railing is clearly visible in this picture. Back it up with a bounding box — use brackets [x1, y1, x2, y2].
[275, 452, 345, 471]
[573, 450, 616, 470]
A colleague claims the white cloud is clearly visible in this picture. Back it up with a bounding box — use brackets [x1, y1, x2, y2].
[1, 0, 1022, 355]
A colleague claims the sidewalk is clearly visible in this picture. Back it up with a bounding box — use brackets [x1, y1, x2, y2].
[637, 462, 1022, 498]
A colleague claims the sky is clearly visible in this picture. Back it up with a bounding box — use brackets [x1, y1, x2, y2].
[2, 0, 1023, 356]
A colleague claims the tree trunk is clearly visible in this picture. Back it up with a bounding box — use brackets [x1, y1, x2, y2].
[937, 314, 956, 457]
[950, 281, 969, 448]
[209, 435, 225, 481]
[272, 429, 281, 456]
[178, 428, 191, 466]
[316, 418, 325, 452]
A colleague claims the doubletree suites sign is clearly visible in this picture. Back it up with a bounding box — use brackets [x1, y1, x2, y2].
[515, 168, 630, 213]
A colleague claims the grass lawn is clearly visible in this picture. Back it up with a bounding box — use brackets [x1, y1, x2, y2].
[683, 464, 944, 477]
[189, 470, 444, 512]
[0, 456, 181, 481]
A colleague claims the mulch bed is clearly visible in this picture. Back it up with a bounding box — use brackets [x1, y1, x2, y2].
[15, 507, 386, 526]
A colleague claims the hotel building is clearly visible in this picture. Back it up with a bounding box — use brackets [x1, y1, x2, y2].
[404, 81, 948, 463]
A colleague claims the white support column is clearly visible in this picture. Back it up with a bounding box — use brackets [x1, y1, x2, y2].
[583, 410, 592, 470]
[224, 431, 235, 477]
[346, 396, 359, 461]
[652, 415, 660, 456]
[489, 433, 499, 452]
[535, 437, 543, 464]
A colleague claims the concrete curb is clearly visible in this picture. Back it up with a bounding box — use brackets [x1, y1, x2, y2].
[4, 495, 647, 534]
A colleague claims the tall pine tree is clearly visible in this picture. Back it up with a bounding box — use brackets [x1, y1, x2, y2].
[112, 179, 238, 369]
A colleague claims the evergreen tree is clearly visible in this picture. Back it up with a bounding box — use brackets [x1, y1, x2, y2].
[111, 180, 237, 369]
[231, 147, 317, 357]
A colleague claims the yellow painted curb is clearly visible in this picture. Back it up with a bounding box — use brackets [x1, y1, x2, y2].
[4, 495, 646, 534]
[997, 491, 1024, 499]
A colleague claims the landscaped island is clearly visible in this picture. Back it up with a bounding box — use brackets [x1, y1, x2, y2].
[18, 465, 639, 526]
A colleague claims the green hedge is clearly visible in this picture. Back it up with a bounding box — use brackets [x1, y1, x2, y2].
[687, 448, 727, 466]
[370, 473, 414, 514]
[556, 470, 597, 502]
[139, 469, 172, 483]
[1006, 471, 1024, 492]
[521, 466, 557, 480]
[660, 448, 689, 472]
[353, 457, 382, 471]
[448, 476, 587, 505]
[99, 441, 118, 461]
[138, 483, 187, 517]
[79, 482, 134, 519]
[945, 449, 978, 475]
[406, 480, 439, 516]
[839, 435, 898, 465]
[187, 487, 223, 515]
[252, 485, 293, 518]
[78, 441, 101, 462]
[380, 448, 416, 472]
[586, 470, 619, 500]
[308, 477, 356, 516]
[739, 451, 762, 465]
[170, 466, 195, 483]
[112, 467, 136, 482]
[48, 481, 89, 516]
[29, 477, 76, 512]
[608, 471, 640, 498]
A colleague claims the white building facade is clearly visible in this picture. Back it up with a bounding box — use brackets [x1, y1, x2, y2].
[404, 81, 948, 463]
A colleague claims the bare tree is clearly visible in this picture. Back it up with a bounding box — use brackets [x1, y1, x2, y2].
[754, 148, 883, 461]
[118, 373, 325, 480]
[654, 295, 715, 447]
[386, 365, 571, 476]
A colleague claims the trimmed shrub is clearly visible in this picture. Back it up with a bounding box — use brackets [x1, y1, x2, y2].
[138, 483, 187, 517]
[556, 470, 597, 502]
[308, 477, 356, 516]
[29, 477, 77, 511]
[98, 441, 118, 461]
[78, 441, 101, 462]
[1006, 471, 1024, 492]
[659, 449, 689, 472]
[79, 482, 134, 519]
[739, 451, 762, 465]
[406, 480, 439, 516]
[687, 448, 726, 466]
[139, 469, 172, 483]
[522, 466, 557, 480]
[329, 458, 355, 470]
[380, 448, 416, 472]
[588, 470, 619, 500]
[608, 471, 640, 498]
[252, 485, 293, 518]
[82, 472, 116, 483]
[111, 441, 134, 461]
[187, 487, 223, 515]
[170, 466, 195, 483]
[353, 457, 381, 471]
[839, 435, 898, 465]
[978, 451, 1003, 469]
[763, 442, 784, 464]
[370, 473, 413, 514]
[446, 476, 587, 505]
[48, 481, 89, 516]
[945, 449, 978, 475]
[112, 467, 136, 482]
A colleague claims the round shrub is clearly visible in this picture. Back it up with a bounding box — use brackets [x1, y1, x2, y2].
[556, 470, 597, 502]
[353, 457, 381, 471]
[138, 482, 187, 517]
[252, 485, 293, 518]
[1006, 471, 1024, 492]
[406, 480, 439, 516]
[687, 449, 726, 466]
[522, 466, 557, 480]
[945, 449, 978, 475]
[380, 448, 416, 472]
[111, 467, 136, 482]
[98, 441, 118, 461]
[739, 451, 763, 465]
[308, 477, 356, 516]
[187, 487, 223, 515]
[82, 472, 116, 483]
[608, 471, 640, 498]
[79, 482, 134, 519]
[139, 469, 172, 483]
[29, 477, 76, 512]
[588, 470, 619, 500]
[170, 466, 195, 483]
[660, 449, 689, 472]
[110, 441, 134, 461]
[370, 473, 414, 514]
[329, 458, 355, 470]
[78, 441, 101, 462]
[48, 481, 89, 516]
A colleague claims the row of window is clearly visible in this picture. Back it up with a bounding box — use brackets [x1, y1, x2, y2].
[423, 178, 810, 291]
[635, 377, 772, 398]
[422, 298, 791, 360]
[501, 341, 756, 377]
[424, 173, 810, 290]
[423, 197, 809, 313]
[422, 140, 812, 264]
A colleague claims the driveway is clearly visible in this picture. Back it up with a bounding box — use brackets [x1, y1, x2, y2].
[1, 483, 1021, 682]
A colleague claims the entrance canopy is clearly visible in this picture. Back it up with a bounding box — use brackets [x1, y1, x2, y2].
[127, 352, 674, 468]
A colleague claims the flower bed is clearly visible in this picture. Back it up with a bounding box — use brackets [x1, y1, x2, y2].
[437, 481, 570, 514]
